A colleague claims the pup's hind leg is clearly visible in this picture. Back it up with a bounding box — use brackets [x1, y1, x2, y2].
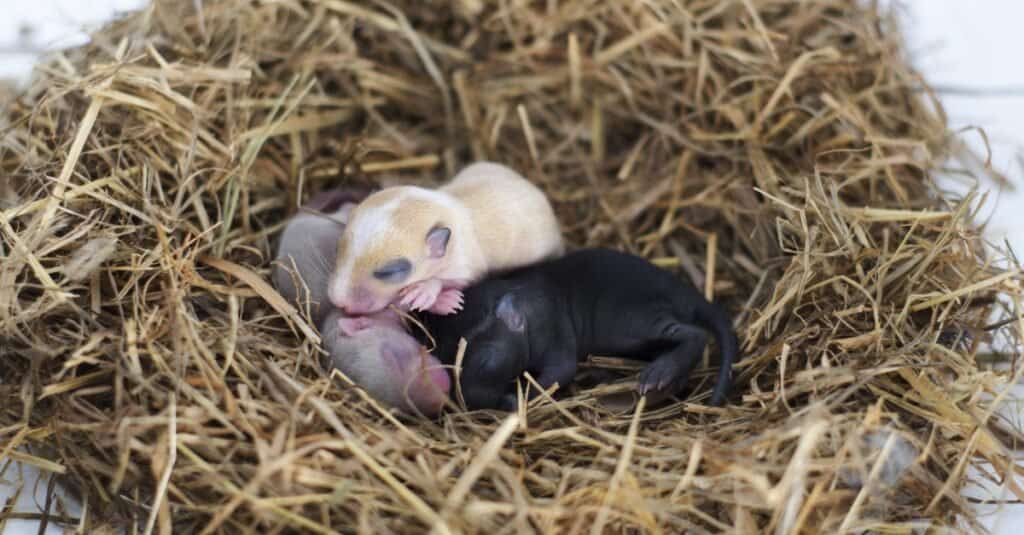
[495, 356, 576, 412]
[636, 321, 708, 396]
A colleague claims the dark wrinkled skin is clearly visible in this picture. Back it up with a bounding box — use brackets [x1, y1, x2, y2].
[420, 248, 739, 411]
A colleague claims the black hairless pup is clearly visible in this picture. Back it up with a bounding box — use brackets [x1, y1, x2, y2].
[419, 248, 739, 411]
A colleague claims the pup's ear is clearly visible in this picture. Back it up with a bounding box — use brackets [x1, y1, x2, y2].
[496, 292, 526, 332]
[425, 225, 451, 259]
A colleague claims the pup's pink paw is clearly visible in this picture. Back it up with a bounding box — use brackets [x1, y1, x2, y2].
[337, 316, 372, 336]
[428, 288, 464, 315]
[399, 279, 443, 312]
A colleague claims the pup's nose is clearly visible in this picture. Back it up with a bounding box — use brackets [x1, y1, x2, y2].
[340, 287, 377, 315]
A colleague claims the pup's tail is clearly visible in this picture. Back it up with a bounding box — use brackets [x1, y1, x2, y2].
[692, 299, 740, 406]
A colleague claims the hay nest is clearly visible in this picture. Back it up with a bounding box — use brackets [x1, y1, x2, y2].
[2, 0, 1022, 532]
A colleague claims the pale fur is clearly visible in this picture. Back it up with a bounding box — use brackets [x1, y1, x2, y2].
[329, 161, 564, 312]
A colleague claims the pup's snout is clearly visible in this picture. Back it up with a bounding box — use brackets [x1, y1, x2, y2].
[338, 286, 378, 315]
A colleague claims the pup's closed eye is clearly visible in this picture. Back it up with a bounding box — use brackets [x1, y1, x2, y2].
[373, 258, 412, 283]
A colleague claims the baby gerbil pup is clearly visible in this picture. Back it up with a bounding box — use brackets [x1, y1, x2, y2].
[419, 248, 739, 411]
[327, 162, 564, 331]
[273, 188, 450, 416]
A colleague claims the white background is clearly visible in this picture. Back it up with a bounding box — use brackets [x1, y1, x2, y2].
[1, 1, 1023, 533]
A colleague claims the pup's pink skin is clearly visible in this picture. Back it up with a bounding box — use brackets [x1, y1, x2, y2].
[336, 279, 468, 336]
[398, 279, 467, 315]
[335, 313, 383, 337]
[321, 307, 450, 416]
[330, 284, 388, 319]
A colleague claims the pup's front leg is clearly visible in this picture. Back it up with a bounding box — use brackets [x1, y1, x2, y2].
[528, 351, 578, 401]
[429, 287, 464, 315]
[398, 279, 443, 312]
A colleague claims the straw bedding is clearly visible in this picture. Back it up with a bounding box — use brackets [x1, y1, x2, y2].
[1, 0, 1022, 533]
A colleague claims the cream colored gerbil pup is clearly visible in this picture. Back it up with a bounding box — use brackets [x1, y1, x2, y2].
[327, 161, 564, 331]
